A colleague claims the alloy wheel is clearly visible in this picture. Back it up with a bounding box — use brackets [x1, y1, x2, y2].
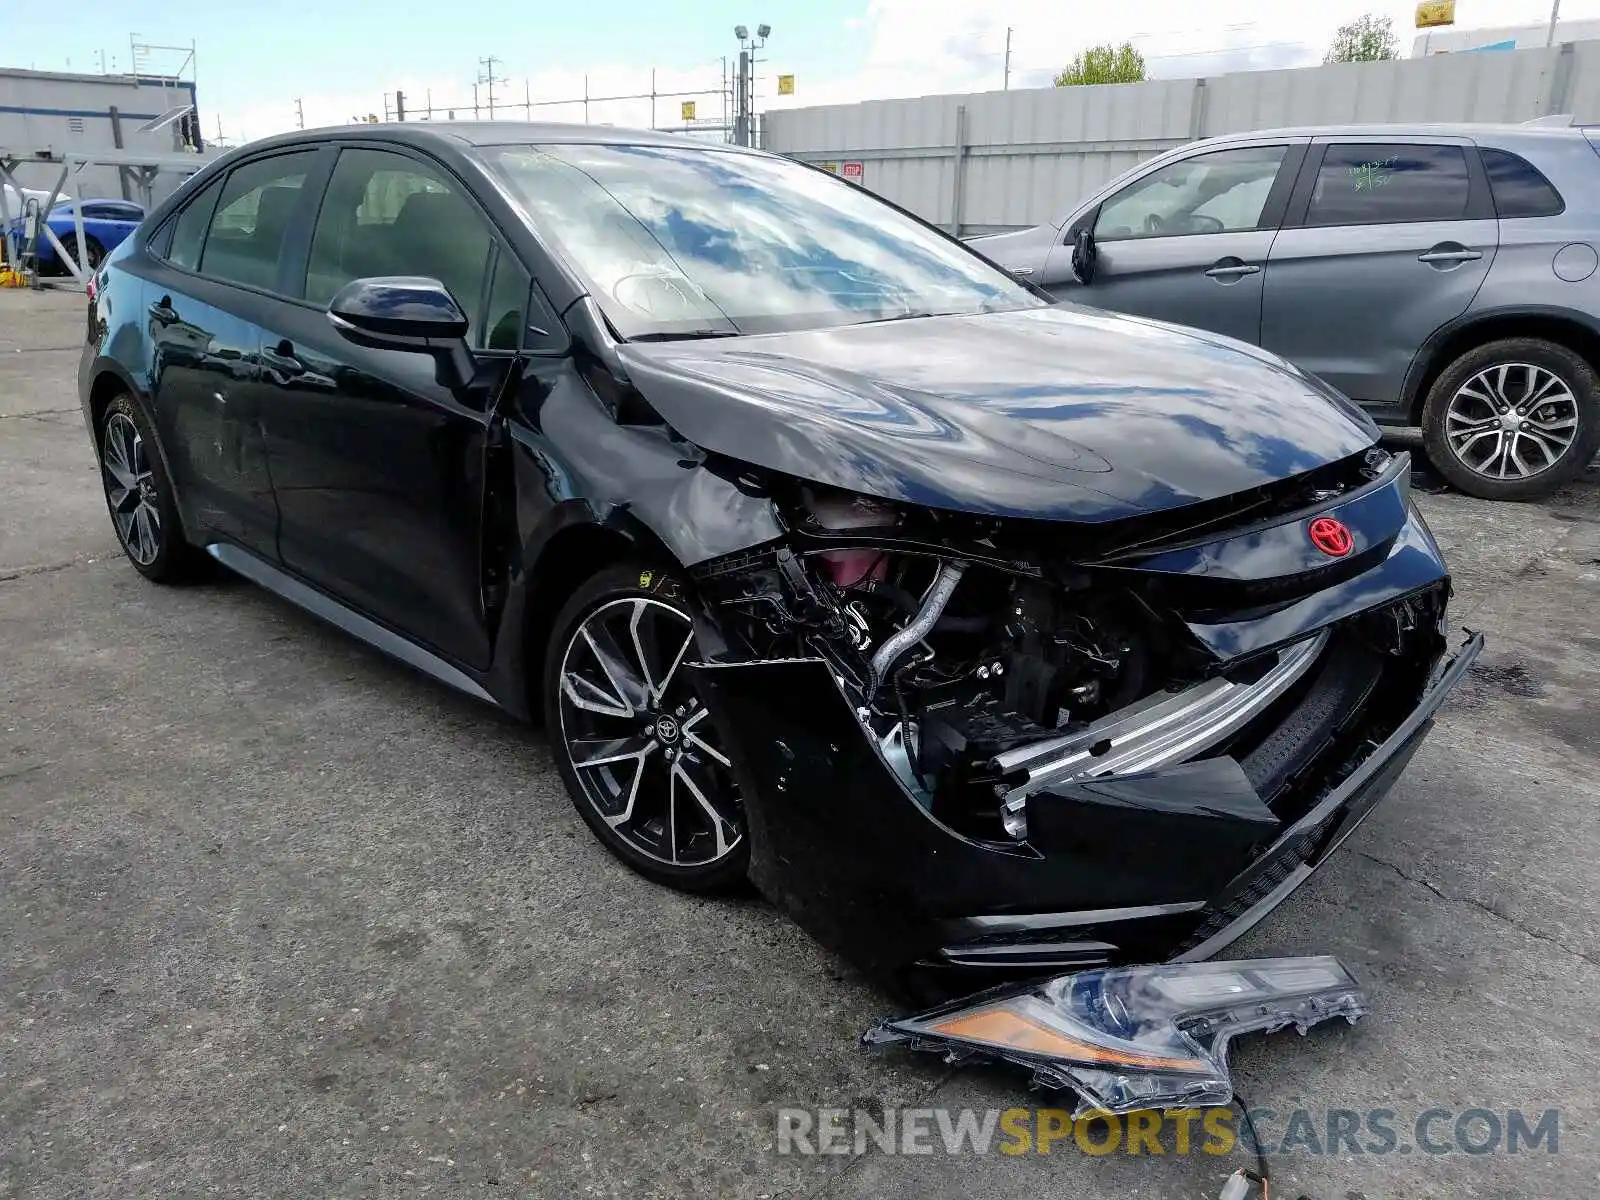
[556, 596, 741, 867]
[101, 411, 163, 566]
[1444, 363, 1579, 480]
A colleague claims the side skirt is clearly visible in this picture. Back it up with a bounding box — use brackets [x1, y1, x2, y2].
[205, 543, 499, 708]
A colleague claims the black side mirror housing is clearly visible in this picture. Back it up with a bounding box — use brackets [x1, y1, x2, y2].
[1070, 226, 1097, 286]
[328, 276, 477, 389]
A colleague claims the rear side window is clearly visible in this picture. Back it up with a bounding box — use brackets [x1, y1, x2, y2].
[1305, 144, 1470, 227]
[198, 151, 319, 291]
[1480, 148, 1564, 218]
[166, 178, 223, 271]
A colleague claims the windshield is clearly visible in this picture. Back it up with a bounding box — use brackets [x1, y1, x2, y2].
[480, 142, 1042, 339]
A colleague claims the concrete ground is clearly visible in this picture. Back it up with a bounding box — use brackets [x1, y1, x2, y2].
[2, 285, 1597, 1199]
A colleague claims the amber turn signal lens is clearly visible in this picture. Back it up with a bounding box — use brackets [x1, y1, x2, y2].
[928, 1006, 1203, 1071]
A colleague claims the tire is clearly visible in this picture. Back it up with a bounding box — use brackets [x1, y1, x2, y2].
[97, 394, 208, 583]
[542, 562, 748, 892]
[58, 234, 104, 274]
[1421, 337, 1600, 501]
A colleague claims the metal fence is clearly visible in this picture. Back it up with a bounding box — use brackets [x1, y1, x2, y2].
[376, 68, 741, 141]
[765, 41, 1600, 236]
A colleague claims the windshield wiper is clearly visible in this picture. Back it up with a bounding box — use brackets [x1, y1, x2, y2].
[627, 329, 743, 342]
[854, 309, 951, 326]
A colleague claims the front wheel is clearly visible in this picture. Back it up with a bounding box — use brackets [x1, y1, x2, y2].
[543, 564, 748, 892]
[1421, 338, 1599, 500]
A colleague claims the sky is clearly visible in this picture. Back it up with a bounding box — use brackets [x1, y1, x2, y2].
[9, 0, 1600, 144]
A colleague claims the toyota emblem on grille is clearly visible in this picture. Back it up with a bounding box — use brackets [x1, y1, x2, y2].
[1308, 516, 1354, 558]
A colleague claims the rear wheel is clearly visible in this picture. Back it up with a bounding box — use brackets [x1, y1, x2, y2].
[57, 233, 104, 274]
[97, 394, 207, 582]
[1421, 338, 1599, 500]
[543, 564, 747, 892]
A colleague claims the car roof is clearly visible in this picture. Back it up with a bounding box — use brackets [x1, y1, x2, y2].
[1194, 120, 1592, 143]
[239, 120, 762, 156]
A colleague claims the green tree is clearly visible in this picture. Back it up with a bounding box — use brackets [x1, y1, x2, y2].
[1325, 14, 1400, 63]
[1054, 42, 1147, 87]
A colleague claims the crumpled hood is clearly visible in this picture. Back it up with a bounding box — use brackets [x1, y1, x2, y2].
[615, 304, 1378, 523]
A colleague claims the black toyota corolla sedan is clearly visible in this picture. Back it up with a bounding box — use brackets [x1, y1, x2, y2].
[81, 122, 1480, 994]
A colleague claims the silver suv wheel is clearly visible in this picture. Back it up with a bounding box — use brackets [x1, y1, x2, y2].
[1444, 363, 1578, 480]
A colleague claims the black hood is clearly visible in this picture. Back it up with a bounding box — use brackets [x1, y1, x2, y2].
[615, 304, 1379, 523]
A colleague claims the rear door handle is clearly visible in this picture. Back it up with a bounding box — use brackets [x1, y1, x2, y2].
[1418, 247, 1483, 264]
[1204, 262, 1261, 278]
[260, 341, 305, 378]
[1006, 265, 1035, 276]
[147, 297, 178, 324]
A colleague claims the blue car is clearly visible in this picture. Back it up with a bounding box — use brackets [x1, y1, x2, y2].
[12, 199, 144, 273]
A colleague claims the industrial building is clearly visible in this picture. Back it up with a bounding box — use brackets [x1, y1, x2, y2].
[1, 65, 205, 202]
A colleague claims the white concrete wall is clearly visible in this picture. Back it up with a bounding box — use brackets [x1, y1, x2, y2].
[766, 41, 1600, 236]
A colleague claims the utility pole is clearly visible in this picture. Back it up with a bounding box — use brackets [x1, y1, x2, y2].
[1547, 0, 1561, 47]
[294, 97, 305, 129]
[735, 51, 750, 146]
[1004, 27, 1013, 90]
[478, 55, 504, 119]
[395, 90, 406, 122]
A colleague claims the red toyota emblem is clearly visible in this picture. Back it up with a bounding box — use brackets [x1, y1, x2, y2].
[1308, 516, 1354, 558]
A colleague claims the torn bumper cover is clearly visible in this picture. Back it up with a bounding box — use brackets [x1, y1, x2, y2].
[689, 628, 1482, 991]
[865, 956, 1367, 1116]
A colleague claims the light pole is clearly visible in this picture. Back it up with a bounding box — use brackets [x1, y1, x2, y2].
[733, 23, 771, 147]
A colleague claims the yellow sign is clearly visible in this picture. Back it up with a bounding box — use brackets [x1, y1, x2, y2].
[681, 100, 696, 122]
[1415, 0, 1455, 28]
[777, 74, 795, 96]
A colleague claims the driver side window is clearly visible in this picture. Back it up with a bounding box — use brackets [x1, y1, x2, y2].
[1095, 146, 1287, 242]
[304, 148, 497, 347]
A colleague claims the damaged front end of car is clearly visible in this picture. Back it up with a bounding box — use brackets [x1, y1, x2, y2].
[682, 446, 1481, 997]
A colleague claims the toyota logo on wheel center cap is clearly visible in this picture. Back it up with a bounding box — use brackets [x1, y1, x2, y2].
[654, 715, 681, 742]
[1308, 516, 1354, 558]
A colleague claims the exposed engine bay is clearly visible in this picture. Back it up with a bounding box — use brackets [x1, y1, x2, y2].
[694, 449, 1444, 851]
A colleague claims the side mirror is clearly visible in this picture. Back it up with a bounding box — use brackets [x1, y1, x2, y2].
[328, 276, 476, 389]
[1070, 226, 1097, 286]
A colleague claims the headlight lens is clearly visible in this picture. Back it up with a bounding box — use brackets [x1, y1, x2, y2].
[866, 956, 1367, 1115]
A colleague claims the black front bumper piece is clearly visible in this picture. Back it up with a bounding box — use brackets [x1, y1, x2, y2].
[690, 628, 1482, 994]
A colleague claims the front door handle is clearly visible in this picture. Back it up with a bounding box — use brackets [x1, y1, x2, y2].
[1204, 260, 1261, 279]
[1006, 265, 1035, 276]
[1418, 246, 1483, 264]
[260, 341, 306, 378]
[147, 297, 178, 324]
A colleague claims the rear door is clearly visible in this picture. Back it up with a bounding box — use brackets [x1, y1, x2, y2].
[1261, 139, 1498, 405]
[1047, 142, 1303, 345]
[253, 143, 532, 670]
[141, 149, 327, 553]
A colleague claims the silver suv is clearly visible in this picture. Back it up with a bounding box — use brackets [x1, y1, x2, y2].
[971, 123, 1600, 500]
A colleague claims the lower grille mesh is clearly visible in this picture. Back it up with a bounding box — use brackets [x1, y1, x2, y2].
[1175, 810, 1340, 954]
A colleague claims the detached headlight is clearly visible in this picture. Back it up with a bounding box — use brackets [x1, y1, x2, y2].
[865, 957, 1366, 1116]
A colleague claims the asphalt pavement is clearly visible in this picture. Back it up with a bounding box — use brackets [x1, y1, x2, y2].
[3, 286, 1598, 1198]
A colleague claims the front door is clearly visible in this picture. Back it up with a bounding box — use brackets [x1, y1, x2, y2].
[1048, 144, 1299, 346]
[1261, 141, 1498, 405]
[255, 145, 529, 671]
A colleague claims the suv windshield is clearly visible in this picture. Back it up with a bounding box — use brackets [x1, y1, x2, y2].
[480, 142, 1042, 339]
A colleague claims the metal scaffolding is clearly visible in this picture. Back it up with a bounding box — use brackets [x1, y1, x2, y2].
[0, 148, 206, 286]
